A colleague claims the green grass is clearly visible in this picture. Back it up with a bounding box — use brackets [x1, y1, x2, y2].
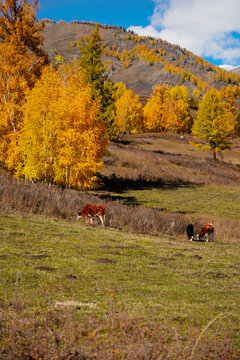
[108, 185, 240, 219]
[1, 212, 240, 331]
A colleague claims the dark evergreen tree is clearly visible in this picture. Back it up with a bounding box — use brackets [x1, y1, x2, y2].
[73, 26, 117, 139]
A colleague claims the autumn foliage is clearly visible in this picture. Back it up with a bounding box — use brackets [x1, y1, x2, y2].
[0, 3, 109, 190]
[192, 89, 236, 159]
[143, 85, 192, 133]
[0, 0, 48, 166]
[114, 89, 144, 133]
[12, 63, 108, 189]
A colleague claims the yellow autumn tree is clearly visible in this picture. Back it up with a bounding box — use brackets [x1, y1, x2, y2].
[115, 89, 143, 133]
[163, 99, 192, 133]
[143, 85, 170, 132]
[193, 88, 201, 98]
[223, 86, 236, 112]
[113, 81, 126, 101]
[13, 63, 108, 190]
[192, 89, 235, 160]
[232, 85, 240, 98]
[0, 0, 48, 167]
[143, 84, 191, 133]
[169, 85, 190, 103]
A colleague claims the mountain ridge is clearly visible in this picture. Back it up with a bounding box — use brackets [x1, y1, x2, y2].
[42, 20, 240, 99]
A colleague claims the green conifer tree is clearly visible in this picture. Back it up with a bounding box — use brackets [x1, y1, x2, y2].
[73, 26, 117, 138]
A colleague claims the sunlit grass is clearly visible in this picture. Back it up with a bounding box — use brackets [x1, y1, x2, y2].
[108, 185, 240, 219]
[1, 212, 240, 326]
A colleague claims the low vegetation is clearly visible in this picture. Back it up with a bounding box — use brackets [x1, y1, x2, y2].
[0, 213, 239, 359]
[113, 185, 240, 219]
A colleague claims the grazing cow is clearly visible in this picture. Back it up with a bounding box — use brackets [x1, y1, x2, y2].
[77, 204, 106, 226]
[197, 224, 214, 242]
[186, 224, 194, 241]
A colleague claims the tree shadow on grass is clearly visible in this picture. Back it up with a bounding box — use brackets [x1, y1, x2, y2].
[112, 139, 131, 146]
[153, 150, 182, 156]
[98, 193, 143, 205]
[96, 174, 199, 209]
[99, 174, 197, 194]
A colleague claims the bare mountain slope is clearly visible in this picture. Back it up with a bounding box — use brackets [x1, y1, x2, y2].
[231, 66, 240, 74]
[43, 21, 240, 99]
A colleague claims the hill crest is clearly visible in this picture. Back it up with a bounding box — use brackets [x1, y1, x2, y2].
[43, 20, 240, 99]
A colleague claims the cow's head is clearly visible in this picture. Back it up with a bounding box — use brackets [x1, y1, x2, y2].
[77, 211, 82, 220]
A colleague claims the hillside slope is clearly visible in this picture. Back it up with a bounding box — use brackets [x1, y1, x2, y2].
[231, 66, 240, 74]
[43, 21, 240, 100]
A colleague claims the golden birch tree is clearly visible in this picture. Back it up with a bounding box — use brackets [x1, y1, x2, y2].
[163, 99, 192, 133]
[169, 85, 189, 103]
[15, 63, 108, 190]
[143, 84, 191, 133]
[115, 89, 143, 133]
[143, 85, 170, 132]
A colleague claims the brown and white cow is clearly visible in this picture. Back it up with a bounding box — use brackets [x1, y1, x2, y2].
[77, 204, 106, 226]
[197, 224, 214, 242]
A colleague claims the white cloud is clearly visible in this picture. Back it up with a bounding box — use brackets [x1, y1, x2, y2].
[127, 25, 160, 38]
[128, 0, 240, 66]
[219, 65, 236, 71]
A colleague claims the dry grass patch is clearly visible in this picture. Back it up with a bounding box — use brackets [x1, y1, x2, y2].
[101, 134, 240, 186]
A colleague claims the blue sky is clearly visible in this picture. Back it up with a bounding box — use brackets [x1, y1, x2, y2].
[38, 0, 240, 69]
[38, 0, 154, 28]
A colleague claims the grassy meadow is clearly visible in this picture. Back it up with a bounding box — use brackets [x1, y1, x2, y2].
[0, 133, 240, 359]
[107, 185, 240, 220]
[0, 212, 240, 359]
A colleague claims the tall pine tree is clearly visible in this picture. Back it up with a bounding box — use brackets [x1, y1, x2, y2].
[73, 26, 117, 138]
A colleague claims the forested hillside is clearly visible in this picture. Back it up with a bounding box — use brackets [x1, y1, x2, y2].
[43, 20, 240, 100]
